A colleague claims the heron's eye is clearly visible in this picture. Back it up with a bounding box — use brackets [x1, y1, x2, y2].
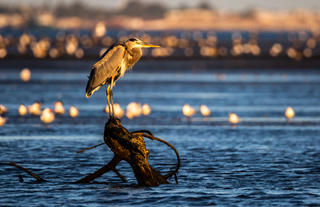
[129, 38, 138, 42]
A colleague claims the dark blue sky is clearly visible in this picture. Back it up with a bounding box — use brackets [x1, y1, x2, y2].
[2, 0, 320, 11]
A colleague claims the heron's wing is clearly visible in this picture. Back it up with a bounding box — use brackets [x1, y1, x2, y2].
[94, 45, 126, 75]
[86, 45, 126, 97]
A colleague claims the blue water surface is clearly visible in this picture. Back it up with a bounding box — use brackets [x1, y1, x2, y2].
[0, 65, 320, 206]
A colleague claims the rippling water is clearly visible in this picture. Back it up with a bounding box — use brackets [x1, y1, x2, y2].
[1, 65, 320, 206]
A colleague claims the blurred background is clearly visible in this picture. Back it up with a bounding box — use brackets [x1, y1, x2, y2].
[0, 0, 319, 65]
[1, 1, 320, 206]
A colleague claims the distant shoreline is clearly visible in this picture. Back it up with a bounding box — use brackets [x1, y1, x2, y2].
[1, 8, 320, 31]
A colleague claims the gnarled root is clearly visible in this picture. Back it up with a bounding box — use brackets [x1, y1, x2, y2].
[131, 132, 180, 183]
[9, 117, 180, 187]
[75, 156, 123, 183]
[104, 117, 173, 186]
[77, 117, 180, 186]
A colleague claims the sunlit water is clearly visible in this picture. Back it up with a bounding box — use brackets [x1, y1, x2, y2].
[1, 66, 320, 206]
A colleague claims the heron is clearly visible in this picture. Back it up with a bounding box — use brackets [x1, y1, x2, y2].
[85, 38, 159, 117]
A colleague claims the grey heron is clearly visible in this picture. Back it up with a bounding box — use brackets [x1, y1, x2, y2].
[85, 38, 159, 117]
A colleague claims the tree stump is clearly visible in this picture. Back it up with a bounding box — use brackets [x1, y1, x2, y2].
[76, 117, 180, 186]
[104, 117, 168, 186]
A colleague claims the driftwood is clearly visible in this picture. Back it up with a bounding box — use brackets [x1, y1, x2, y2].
[77, 117, 180, 186]
[9, 117, 180, 187]
[9, 162, 46, 182]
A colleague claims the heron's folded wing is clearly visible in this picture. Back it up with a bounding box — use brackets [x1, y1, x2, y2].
[88, 45, 126, 89]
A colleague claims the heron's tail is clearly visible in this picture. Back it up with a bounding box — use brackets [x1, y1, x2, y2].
[85, 92, 92, 98]
[86, 85, 101, 98]
[86, 66, 98, 98]
[86, 67, 96, 98]
[85, 80, 93, 98]
[86, 87, 100, 98]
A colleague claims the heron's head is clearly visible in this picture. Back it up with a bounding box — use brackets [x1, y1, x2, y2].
[125, 38, 160, 49]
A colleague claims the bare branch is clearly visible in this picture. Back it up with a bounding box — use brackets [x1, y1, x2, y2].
[77, 142, 105, 154]
[8, 162, 46, 182]
[75, 156, 121, 183]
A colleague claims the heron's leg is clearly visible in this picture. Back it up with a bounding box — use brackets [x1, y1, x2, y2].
[110, 88, 115, 117]
[110, 78, 115, 117]
[106, 85, 112, 118]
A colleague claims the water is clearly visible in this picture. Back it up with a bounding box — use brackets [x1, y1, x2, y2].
[1, 64, 320, 206]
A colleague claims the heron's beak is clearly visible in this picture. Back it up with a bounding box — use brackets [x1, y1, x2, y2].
[140, 44, 160, 48]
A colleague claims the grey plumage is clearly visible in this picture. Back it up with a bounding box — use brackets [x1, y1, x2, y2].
[85, 37, 159, 117]
[86, 45, 126, 98]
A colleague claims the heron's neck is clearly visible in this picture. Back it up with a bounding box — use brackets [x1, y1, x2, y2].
[127, 48, 142, 66]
